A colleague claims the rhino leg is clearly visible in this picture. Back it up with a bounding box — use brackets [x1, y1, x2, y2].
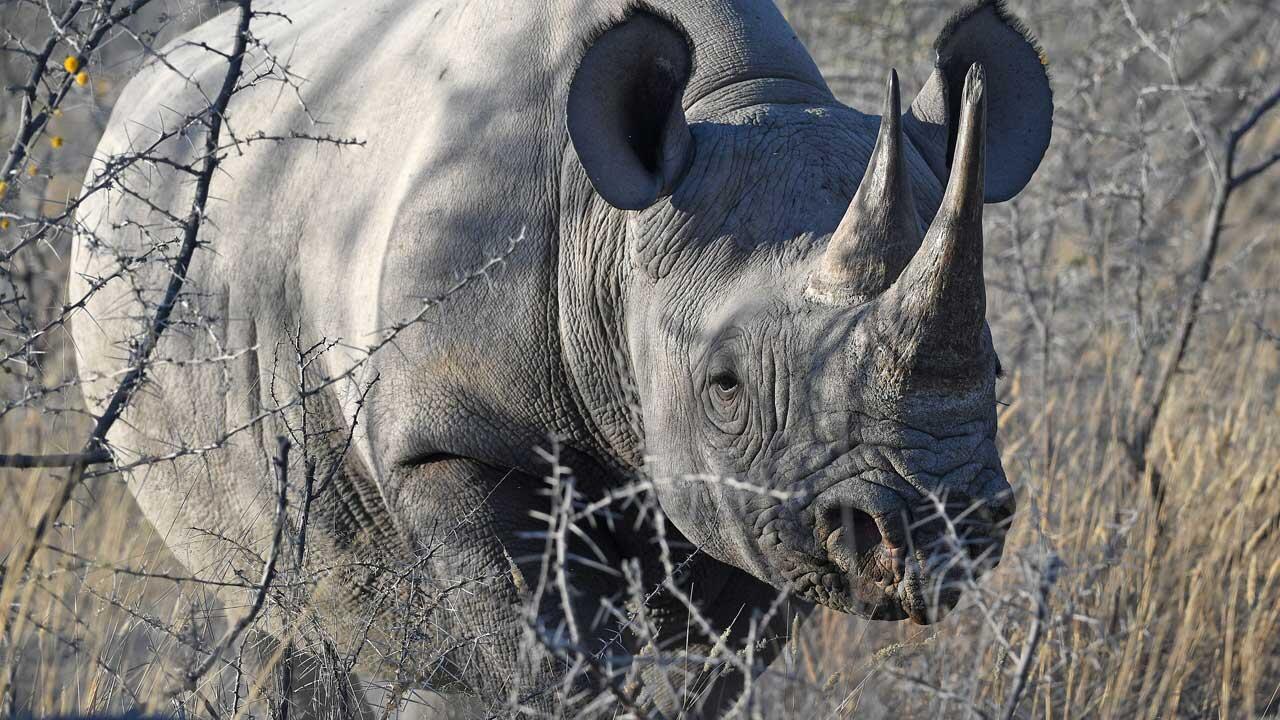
[386, 455, 624, 715]
[233, 631, 373, 720]
[628, 559, 810, 718]
[380, 456, 805, 717]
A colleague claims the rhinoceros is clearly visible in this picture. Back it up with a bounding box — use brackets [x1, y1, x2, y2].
[70, 0, 1051, 715]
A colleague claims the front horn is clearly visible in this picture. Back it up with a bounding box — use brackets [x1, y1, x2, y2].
[807, 69, 922, 305]
[872, 63, 989, 380]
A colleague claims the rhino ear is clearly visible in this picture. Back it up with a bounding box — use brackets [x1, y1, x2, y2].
[904, 1, 1053, 203]
[567, 10, 694, 211]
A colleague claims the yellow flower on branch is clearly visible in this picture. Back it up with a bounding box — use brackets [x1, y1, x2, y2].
[0, 180, 8, 198]
[50, 136, 64, 149]
[75, 71, 90, 87]
[27, 164, 38, 177]
[64, 55, 81, 74]
[0, 218, 10, 231]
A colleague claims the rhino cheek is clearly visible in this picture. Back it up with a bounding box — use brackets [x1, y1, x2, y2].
[648, 463, 780, 583]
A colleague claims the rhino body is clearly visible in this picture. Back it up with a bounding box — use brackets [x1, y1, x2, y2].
[70, 0, 1052, 715]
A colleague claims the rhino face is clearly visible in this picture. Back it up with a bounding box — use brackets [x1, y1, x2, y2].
[567, 5, 1050, 624]
[647, 280, 1011, 624]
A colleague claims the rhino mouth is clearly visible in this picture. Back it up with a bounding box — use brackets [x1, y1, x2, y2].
[800, 481, 1012, 624]
[819, 523, 963, 624]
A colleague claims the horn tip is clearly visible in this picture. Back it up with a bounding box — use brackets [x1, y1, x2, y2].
[963, 63, 986, 106]
[883, 69, 902, 118]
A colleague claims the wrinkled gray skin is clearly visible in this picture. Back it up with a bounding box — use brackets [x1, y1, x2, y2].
[70, 0, 1051, 715]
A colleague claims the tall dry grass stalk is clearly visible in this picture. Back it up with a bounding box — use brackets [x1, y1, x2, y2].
[0, 421, 188, 706]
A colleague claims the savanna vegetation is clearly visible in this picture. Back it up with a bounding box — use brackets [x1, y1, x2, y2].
[1, 0, 1278, 717]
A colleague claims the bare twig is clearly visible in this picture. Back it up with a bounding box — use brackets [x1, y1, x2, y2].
[0, 0, 255, 648]
[0, 449, 110, 468]
[0, 0, 157, 186]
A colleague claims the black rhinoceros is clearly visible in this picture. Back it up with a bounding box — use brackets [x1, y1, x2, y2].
[71, 0, 1051, 715]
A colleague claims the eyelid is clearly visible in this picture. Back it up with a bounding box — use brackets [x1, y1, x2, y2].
[699, 328, 748, 388]
[711, 369, 739, 388]
[708, 357, 735, 375]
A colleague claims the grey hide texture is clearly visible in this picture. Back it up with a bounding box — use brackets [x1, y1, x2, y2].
[69, 0, 1052, 716]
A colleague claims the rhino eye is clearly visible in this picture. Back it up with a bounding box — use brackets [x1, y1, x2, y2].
[710, 370, 740, 398]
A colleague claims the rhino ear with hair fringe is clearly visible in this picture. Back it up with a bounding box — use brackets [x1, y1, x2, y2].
[903, 0, 1053, 203]
[567, 10, 694, 211]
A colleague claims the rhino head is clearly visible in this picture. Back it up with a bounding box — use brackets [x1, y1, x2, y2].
[565, 2, 1052, 624]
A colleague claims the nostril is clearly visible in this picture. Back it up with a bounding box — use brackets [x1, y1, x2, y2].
[824, 505, 882, 558]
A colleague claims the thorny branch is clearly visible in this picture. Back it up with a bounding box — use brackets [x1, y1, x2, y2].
[998, 555, 1061, 720]
[1, 0, 157, 184]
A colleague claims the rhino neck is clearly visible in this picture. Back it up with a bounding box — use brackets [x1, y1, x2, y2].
[556, 154, 649, 474]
